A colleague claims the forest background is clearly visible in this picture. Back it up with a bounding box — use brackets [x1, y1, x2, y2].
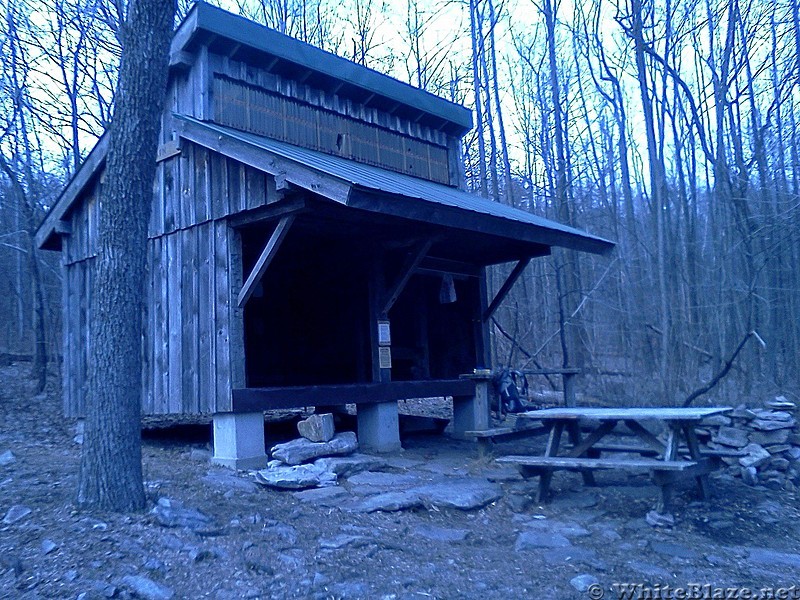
[1, 0, 797, 407]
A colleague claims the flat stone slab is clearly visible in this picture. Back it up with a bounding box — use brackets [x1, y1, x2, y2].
[298, 413, 335, 442]
[712, 426, 750, 448]
[650, 541, 701, 560]
[293, 486, 350, 505]
[314, 454, 387, 478]
[626, 560, 673, 579]
[270, 432, 358, 465]
[2, 504, 31, 524]
[739, 443, 771, 468]
[752, 418, 796, 431]
[415, 479, 503, 510]
[570, 574, 600, 593]
[412, 525, 469, 542]
[515, 530, 571, 550]
[120, 575, 174, 600]
[151, 501, 213, 531]
[255, 463, 337, 489]
[201, 472, 259, 494]
[346, 471, 422, 488]
[523, 519, 591, 538]
[343, 491, 423, 513]
[747, 548, 800, 568]
[0, 450, 16, 466]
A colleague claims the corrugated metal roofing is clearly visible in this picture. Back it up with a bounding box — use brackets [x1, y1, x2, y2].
[175, 115, 614, 255]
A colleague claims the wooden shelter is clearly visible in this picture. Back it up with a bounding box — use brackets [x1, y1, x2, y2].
[36, 3, 613, 467]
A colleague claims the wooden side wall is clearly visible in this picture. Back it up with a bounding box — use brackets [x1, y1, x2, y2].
[61, 141, 257, 417]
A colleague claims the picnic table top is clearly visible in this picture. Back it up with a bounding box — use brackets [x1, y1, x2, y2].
[517, 406, 732, 422]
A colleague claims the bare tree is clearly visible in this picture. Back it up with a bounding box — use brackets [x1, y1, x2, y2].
[77, 0, 175, 511]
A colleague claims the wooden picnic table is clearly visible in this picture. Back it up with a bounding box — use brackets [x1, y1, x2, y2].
[496, 406, 733, 511]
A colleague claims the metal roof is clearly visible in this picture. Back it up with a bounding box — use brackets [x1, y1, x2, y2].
[175, 115, 614, 256]
[171, 2, 472, 134]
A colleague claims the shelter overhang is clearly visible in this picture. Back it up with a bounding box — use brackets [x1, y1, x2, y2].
[174, 115, 615, 264]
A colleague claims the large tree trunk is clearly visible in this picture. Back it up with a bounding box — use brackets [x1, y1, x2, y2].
[77, 0, 175, 511]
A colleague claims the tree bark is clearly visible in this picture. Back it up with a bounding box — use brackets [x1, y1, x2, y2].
[77, 0, 175, 511]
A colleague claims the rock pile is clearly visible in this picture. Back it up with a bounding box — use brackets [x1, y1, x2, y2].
[702, 397, 799, 491]
[254, 413, 382, 489]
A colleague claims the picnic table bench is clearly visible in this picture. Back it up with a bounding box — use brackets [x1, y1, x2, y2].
[496, 406, 733, 511]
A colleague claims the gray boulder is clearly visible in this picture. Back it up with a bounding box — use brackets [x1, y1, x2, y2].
[712, 426, 749, 448]
[271, 432, 358, 465]
[297, 413, 335, 442]
[739, 443, 771, 468]
[255, 462, 337, 489]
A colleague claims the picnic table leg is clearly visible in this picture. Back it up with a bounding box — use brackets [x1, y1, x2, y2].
[682, 424, 711, 500]
[565, 422, 597, 486]
[656, 425, 680, 512]
[536, 422, 564, 502]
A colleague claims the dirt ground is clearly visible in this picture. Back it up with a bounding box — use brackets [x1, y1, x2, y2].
[2, 363, 800, 600]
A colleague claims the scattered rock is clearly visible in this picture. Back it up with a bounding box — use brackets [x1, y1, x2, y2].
[298, 413, 336, 442]
[787, 448, 800, 461]
[2, 504, 31, 524]
[201, 472, 259, 494]
[752, 418, 796, 431]
[741, 466, 758, 486]
[766, 397, 795, 410]
[189, 449, 212, 462]
[346, 470, 421, 488]
[749, 429, 789, 445]
[40, 539, 58, 555]
[627, 560, 673, 579]
[712, 426, 749, 448]
[702, 414, 732, 427]
[142, 558, 166, 574]
[415, 479, 503, 510]
[151, 500, 213, 531]
[747, 548, 800, 568]
[242, 543, 275, 574]
[120, 575, 174, 600]
[645, 510, 674, 528]
[344, 490, 423, 512]
[570, 574, 600, 593]
[650, 541, 700, 560]
[739, 444, 771, 468]
[293, 486, 350, 505]
[255, 462, 337, 489]
[319, 534, 365, 549]
[550, 491, 600, 510]
[412, 525, 469, 542]
[0, 450, 16, 466]
[730, 405, 756, 420]
[515, 530, 571, 550]
[270, 432, 358, 465]
[314, 454, 387, 478]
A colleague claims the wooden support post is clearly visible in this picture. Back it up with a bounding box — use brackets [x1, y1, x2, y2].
[236, 215, 294, 308]
[482, 258, 530, 322]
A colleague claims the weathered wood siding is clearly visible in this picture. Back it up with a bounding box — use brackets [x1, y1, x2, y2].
[61, 141, 258, 417]
[212, 75, 452, 184]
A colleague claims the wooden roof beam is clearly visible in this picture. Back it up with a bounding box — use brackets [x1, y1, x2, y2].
[482, 258, 531, 322]
[381, 239, 433, 316]
[237, 215, 295, 308]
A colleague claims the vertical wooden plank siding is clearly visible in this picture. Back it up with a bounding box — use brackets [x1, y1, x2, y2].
[154, 237, 169, 413]
[228, 227, 246, 392]
[142, 241, 153, 414]
[181, 227, 199, 413]
[167, 231, 183, 413]
[197, 222, 214, 413]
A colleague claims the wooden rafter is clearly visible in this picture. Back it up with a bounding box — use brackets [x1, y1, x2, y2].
[236, 215, 294, 308]
[482, 258, 531, 322]
[381, 239, 433, 316]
